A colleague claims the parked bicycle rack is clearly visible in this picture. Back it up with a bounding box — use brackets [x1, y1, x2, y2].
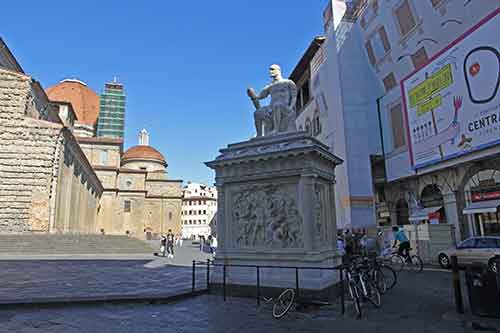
[191, 259, 346, 315]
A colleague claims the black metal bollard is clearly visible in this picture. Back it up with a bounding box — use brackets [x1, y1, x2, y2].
[295, 268, 300, 299]
[206, 259, 210, 292]
[451, 256, 464, 314]
[192, 260, 196, 293]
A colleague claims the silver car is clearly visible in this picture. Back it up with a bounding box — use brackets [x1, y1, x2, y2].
[438, 236, 500, 272]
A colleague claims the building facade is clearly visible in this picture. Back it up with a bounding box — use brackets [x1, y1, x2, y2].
[293, 1, 383, 230]
[96, 80, 126, 138]
[78, 129, 183, 240]
[299, 0, 500, 240]
[0, 42, 102, 234]
[181, 182, 217, 239]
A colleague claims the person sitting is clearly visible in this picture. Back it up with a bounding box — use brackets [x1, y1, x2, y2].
[392, 226, 411, 261]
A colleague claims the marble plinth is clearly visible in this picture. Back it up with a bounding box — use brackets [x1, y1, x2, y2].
[205, 132, 343, 291]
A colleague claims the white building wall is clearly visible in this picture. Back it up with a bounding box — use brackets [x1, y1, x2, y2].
[181, 182, 217, 239]
[360, 0, 500, 181]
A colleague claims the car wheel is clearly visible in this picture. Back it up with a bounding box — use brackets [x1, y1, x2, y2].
[488, 258, 498, 274]
[438, 254, 451, 269]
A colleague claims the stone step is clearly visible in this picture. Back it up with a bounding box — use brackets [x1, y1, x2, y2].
[0, 235, 155, 254]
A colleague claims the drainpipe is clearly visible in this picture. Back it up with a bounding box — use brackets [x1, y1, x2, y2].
[376, 96, 385, 157]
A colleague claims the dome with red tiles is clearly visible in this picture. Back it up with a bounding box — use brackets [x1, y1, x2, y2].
[122, 145, 166, 165]
[46, 79, 99, 126]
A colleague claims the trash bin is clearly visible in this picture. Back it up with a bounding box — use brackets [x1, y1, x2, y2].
[465, 261, 500, 318]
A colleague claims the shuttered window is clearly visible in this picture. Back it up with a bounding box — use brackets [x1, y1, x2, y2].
[411, 47, 429, 70]
[378, 26, 391, 52]
[395, 0, 417, 37]
[383, 73, 397, 92]
[365, 41, 377, 65]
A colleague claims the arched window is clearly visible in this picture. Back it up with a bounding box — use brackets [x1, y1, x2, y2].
[395, 199, 409, 225]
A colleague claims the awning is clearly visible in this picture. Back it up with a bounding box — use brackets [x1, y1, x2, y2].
[463, 200, 500, 215]
[409, 206, 442, 222]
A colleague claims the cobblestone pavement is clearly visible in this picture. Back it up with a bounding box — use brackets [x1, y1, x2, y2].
[0, 271, 499, 332]
[0, 242, 212, 304]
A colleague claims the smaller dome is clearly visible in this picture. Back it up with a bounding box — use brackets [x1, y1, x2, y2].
[122, 145, 166, 164]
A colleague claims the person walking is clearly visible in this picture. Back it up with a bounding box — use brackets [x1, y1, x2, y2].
[211, 235, 217, 255]
[166, 229, 175, 258]
[160, 235, 167, 257]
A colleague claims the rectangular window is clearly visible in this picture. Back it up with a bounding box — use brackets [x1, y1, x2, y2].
[383, 73, 397, 92]
[124, 200, 131, 213]
[100, 151, 108, 165]
[365, 41, 376, 65]
[430, 0, 443, 7]
[395, 0, 417, 37]
[390, 103, 406, 149]
[378, 26, 391, 52]
[411, 47, 428, 70]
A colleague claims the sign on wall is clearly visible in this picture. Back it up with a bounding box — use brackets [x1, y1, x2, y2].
[401, 9, 500, 169]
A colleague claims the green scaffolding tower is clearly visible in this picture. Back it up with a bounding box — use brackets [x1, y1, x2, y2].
[97, 79, 126, 138]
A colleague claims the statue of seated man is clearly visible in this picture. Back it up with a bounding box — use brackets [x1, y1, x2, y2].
[247, 64, 298, 137]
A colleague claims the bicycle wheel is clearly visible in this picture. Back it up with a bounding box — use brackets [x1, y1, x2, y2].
[407, 255, 423, 273]
[347, 280, 362, 319]
[272, 288, 295, 319]
[388, 254, 404, 272]
[372, 269, 387, 294]
[364, 279, 381, 308]
[379, 265, 397, 290]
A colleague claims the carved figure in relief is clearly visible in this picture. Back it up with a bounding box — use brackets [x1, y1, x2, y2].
[233, 184, 303, 248]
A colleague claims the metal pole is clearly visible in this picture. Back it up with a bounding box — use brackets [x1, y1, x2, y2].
[257, 266, 260, 306]
[206, 259, 210, 292]
[340, 265, 345, 315]
[451, 256, 464, 314]
[295, 268, 299, 299]
[223, 264, 227, 302]
[192, 260, 196, 293]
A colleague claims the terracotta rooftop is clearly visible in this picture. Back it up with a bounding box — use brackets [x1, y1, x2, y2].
[46, 79, 100, 126]
[122, 145, 166, 164]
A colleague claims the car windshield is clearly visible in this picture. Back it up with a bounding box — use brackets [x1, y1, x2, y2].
[458, 238, 475, 249]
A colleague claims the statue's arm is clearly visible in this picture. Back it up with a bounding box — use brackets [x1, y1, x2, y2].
[255, 85, 270, 100]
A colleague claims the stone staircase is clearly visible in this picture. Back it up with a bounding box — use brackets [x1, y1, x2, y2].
[0, 234, 155, 255]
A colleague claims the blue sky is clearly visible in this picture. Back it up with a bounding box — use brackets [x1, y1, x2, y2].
[3, 1, 327, 185]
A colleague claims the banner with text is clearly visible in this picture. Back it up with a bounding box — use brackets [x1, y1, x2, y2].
[402, 9, 500, 169]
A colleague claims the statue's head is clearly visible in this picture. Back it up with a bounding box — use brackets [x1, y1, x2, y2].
[269, 64, 282, 80]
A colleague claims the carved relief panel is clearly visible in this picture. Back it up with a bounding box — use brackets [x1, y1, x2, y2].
[230, 183, 303, 249]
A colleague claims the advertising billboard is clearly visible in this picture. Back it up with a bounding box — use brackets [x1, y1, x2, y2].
[401, 9, 500, 169]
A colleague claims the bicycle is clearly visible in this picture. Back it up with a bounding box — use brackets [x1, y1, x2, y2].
[344, 259, 381, 318]
[263, 288, 295, 319]
[364, 256, 397, 293]
[388, 248, 423, 273]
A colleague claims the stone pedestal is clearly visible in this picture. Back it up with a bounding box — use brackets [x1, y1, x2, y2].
[205, 132, 343, 291]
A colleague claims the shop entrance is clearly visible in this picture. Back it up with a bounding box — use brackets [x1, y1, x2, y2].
[463, 169, 500, 236]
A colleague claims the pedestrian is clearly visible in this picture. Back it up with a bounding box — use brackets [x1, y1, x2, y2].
[166, 229, 175, 258]
[199, 235, 205, 251]
[344, 229, 354, 256]
[337, 230, 345, 256]
[160, 235, 167, 257]
[211, 235, 217, 255]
